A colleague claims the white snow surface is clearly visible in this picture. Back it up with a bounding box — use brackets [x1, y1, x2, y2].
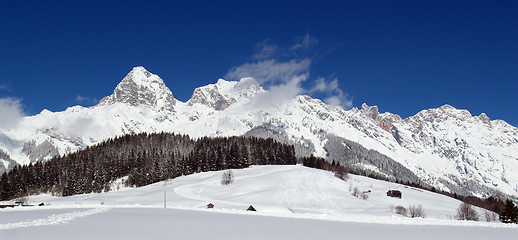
[1, 165, 516, 239]
[1, 67, 518, 198]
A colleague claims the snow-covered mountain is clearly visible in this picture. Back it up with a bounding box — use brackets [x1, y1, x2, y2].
[1, 66, 517, 198]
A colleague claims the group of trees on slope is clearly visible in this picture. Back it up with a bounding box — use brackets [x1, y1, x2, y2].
[1, 132, 516, 224]
[0, 132, 296, 200]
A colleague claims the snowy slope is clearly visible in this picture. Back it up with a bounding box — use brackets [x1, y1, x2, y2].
[1, 165, 517, 240]
[0, 165, 495, 220]
[1, 66, 517, 198]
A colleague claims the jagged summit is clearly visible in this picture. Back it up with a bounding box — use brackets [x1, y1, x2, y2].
[411, 104, 483, 124]
[360, 103, 495, 125]
[360, 103, 380, 122]
[98, 66, 176, 112]
[187, 77, 264, 110]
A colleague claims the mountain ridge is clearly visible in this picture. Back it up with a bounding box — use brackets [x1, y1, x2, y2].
[1, 66, 517, 198]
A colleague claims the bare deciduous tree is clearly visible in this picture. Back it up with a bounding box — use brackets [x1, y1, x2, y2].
[455, 202, 479, 221]
[334, 165, 348, 180]
[408, 204, 425, 218]
[484, 210, 498, 222]
[352, 187, 360, 197]
[395, 205, 407, 216]
[221, 169, 234, 185]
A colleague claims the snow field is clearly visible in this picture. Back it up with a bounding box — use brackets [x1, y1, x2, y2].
[1, 165, 517, 239]
[0, 208, 107, 230]
[1, 207, 517, 240]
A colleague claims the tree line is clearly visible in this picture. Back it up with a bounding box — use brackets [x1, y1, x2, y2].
[0, 132, 296, 200]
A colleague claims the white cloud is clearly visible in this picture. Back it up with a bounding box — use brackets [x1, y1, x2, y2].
[310, 77, 352, 108]
[225, 59, 311, 86]
[311, 78, 327, 92]
[325, 91, 353, 108]
[75, 95, 98, 105]
[225, 33, 353, 110]
[60, 116, 97, 138]
[226, 59, 310, 110]
[245, 74, 306, 110]
[0, 97, 25, 128]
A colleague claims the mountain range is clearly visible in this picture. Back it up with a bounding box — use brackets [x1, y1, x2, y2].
[1, 66, 517, 198]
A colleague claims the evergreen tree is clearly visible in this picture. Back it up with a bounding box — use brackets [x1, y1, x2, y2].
[0, 173, 10, 200]
[500, 199, 518, 224]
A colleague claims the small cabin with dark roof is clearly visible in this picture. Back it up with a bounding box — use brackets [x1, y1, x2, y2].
[247, 205, 256, 211]
[0, 204, 16, 209]
[207, 203, 214, 209]
[386, 190, 402, 199]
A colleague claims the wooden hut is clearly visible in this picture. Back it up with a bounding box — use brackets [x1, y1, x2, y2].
[207, 203, 214, 209]
[386, 190, 402, 199]
[247, 205, 256, 211]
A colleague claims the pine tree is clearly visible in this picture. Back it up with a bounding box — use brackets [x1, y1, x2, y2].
[0, 173, 10, 200]
[500, 199, 518, 224]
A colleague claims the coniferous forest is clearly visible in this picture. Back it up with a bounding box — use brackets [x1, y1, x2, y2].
[2, 132, 515, 224]
[0, 132, 297, 200]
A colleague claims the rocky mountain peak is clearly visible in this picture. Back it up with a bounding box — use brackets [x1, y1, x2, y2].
[360, 103, 380, 122]
[438, 104, 455, 111]
[358, 103, 403, 136]
[187, 77, 264, 110]
[98, 66, 176, 112]
[478, 113, 492, 126]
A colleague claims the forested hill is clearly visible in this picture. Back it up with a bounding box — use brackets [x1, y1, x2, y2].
[0, 133, 297, 200]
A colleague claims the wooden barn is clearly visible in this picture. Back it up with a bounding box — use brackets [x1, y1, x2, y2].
[386, 190, 402, 199]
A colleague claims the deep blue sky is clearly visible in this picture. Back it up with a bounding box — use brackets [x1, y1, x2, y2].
[1, 1, 517, 126]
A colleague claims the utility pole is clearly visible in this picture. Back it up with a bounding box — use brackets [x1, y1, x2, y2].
[164, 179, 167, 209]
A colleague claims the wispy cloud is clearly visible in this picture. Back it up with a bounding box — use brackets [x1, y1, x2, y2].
[0, 83, 11, 91]
[291, 32, 319, 53]
[75, 95, 98, 105]
[224, 33, 353, 109]
[225, 59, 310, 108]
[246, 74, 307, 110]
[225, 59, 310, 86]
[252, 39, 279, 60]
[0, 97, 25, 128]
[310, 77, 353, 108]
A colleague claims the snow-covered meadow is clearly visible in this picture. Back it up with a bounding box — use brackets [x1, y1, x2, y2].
[1, 165, 517, 239]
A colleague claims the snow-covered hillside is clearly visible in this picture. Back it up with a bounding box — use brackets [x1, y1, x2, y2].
[10, 165, 463, 218]
[1, 166, 517, 239]
[1, 66, 517, 198]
